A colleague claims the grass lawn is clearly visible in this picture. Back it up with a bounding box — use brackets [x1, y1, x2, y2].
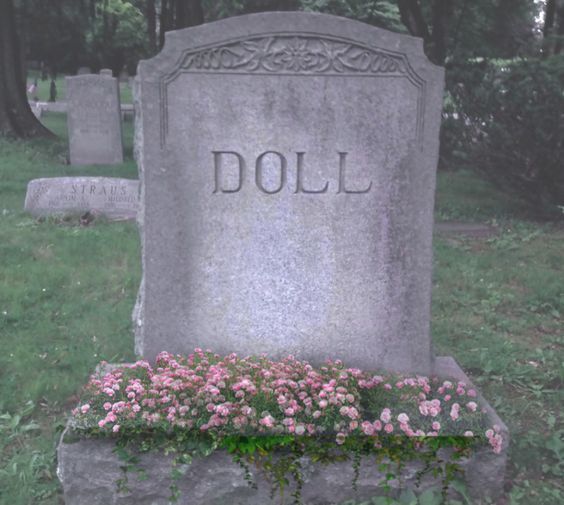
[0, 115, 562, 504]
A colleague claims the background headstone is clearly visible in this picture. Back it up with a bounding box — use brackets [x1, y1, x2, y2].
[76, 66, 91, 75]
[66, 75, 123, 165]
[100, 68, 113, 77]
[25, 177, 139, 220]
[135, 12, 444, 374]
[119, 69, 129, 83]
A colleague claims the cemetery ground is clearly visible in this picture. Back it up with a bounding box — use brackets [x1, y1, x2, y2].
[0, 114, 562, 505]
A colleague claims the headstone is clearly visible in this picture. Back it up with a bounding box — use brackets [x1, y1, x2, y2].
[24, 177, 139, 220]
[66, 75, 124, 165]
[76, 66, 91, 75]
[30, 102, 42, 119]
[100, 68, 113, 77]
[134, 12, 444, 374]
[119, 68, 129, 83]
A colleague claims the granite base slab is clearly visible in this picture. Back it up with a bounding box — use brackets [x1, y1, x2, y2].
[57, 357, 508, 504]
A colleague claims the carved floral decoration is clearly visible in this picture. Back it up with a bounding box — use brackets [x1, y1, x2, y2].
[178, 36, 408, 75]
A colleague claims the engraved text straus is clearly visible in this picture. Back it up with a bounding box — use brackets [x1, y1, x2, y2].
[212, 151, 372, 195]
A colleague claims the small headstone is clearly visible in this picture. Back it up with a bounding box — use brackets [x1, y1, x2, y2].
[76, 66, 91, 75]
[119, 69, 129, 83]
[30, 102, 42, 119]
[135, 12, 444, 374]
[66, 75, 123, 165]
[100, 68, 113, 77]
[24, 177, 139, 220]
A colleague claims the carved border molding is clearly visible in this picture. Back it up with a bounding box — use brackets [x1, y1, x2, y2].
[158, 34, 426, 146]
[176, 36, 409, 76]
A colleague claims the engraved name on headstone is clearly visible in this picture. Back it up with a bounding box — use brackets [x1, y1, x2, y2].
[66, 75, 123, 165]
[135, 12, 444, 374]
[25, 177, 139, 220]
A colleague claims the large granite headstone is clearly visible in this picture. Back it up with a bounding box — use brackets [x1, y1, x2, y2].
[134, 12, 444, 374]
[66, 75, 123, 165]
[24, 177, 139, 220]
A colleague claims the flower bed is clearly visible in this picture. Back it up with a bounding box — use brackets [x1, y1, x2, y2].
[69, 349, 504, 502]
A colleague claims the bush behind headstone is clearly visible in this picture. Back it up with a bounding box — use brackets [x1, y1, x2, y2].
[442, 57, 564, 219]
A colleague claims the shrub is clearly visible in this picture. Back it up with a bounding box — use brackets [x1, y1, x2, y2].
[442, 57, 564, 219]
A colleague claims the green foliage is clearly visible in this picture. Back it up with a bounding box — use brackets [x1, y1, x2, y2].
[204, 0, 403, 31]
[300, 0, 404, 31]
[86, 0, 148, 73]
[443, 56, 564, 218]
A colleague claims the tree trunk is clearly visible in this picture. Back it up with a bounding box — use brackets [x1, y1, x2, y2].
[159, 0, 170, 49]
[146, 0, 157, 53]
[398, 0, 449, 65]
[431, 0, 449, 65]
[553, 0, 564, 54]
[0, 0, 53, 138]
[543, 0, 556, 39]
[175, 0, 204, 29]
[397, 0, 430, 40]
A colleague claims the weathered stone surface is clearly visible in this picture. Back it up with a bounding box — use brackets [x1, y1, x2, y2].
[100, 68, 113, 77]
[24, 177, 139, 220]
[134, 12, 444, 374]
[57, 358, 508, 505]
[66, 75, 123, 165]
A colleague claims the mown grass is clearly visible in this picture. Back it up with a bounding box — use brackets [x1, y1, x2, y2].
[0, 117, 562, 504]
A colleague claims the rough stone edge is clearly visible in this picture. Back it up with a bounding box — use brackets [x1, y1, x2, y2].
[132, 75, 146, 356]
[57, 357, 508, 504]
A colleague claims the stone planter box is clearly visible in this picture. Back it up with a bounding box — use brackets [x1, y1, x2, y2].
[57, 357, 508, 504]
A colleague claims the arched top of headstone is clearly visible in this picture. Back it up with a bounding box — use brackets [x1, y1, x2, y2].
[140, 12, 442, 81]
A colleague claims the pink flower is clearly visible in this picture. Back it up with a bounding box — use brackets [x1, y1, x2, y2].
[373, 420, 383, 431]
[467, 401, 478, 412]
[295, 424, 306, 435]
[80, 404, 90, 414]
[259, 415, 275, 428]
[432, 421, 441, 431]
[464, 431, 474, 437]
[98, 420, 106, 428]
[450, 403, 460, 421]
[361, 421, 375, 435]
[384, 423, 394, 433]
[112, 425, 120, 433]
[380, 408, 392, 423]
[467, 389, 477, 398]
[397, 413, 409, 423]
[336, 433, 347, 445]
